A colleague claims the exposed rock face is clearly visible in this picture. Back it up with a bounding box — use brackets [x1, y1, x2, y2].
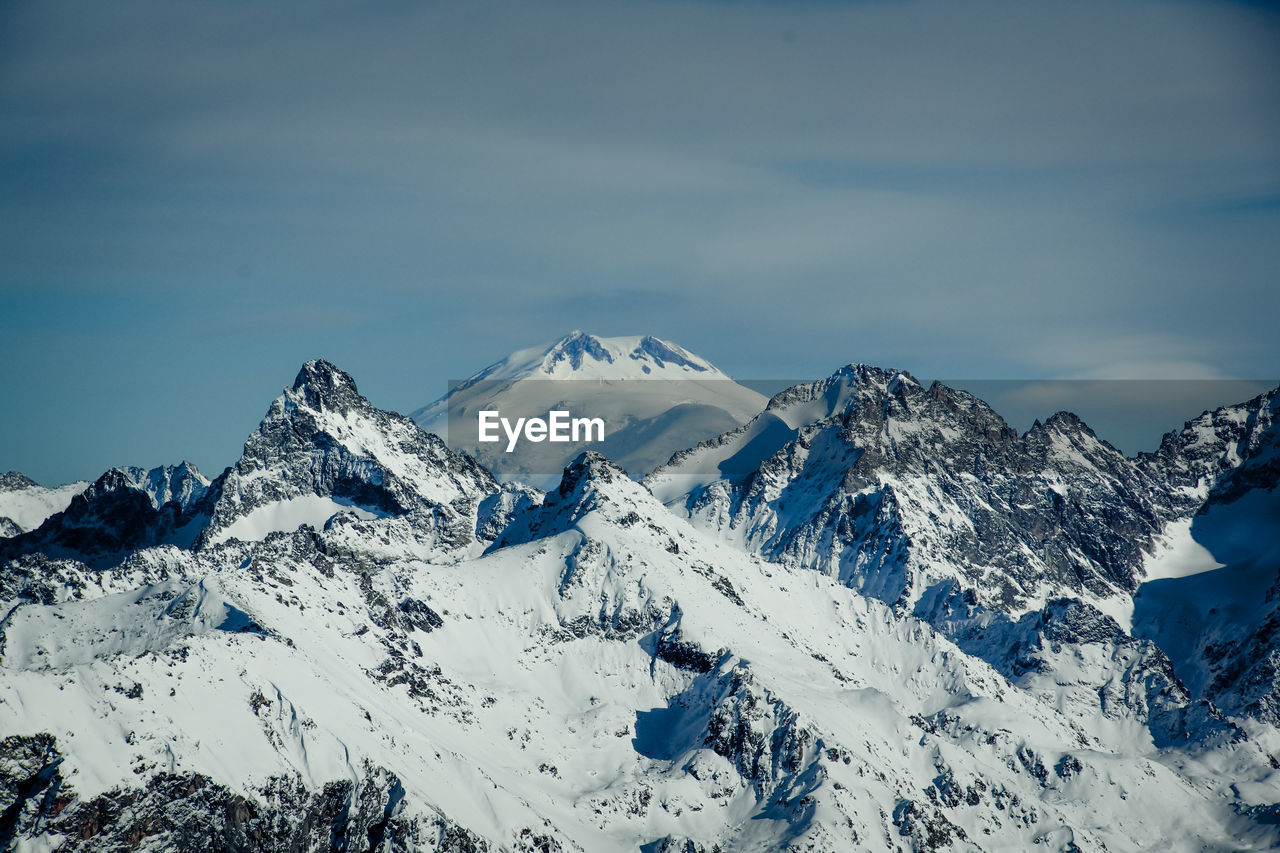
[1138, 386, 1279, 509]
[0, 733, 465, 853]
[0, 473, 38, 491]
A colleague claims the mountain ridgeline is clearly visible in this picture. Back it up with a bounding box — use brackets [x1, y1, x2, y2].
[1, 344, 1278, 853]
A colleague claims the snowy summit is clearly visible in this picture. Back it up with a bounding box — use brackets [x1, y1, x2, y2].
[412, 332, 768, 485]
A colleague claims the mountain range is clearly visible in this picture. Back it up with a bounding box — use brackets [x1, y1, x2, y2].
[1, 336, 1277, 852]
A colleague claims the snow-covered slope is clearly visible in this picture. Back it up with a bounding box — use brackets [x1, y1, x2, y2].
[412, 332, 767, 485]
[0, 472, 89, 538]
[418, 331, 744, 387]
[4, 451, 1277, 852]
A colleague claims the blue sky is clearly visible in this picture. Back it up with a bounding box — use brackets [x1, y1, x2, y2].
[2, 0, 1278, 485]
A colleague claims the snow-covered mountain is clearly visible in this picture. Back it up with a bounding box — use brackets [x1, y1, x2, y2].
[645, 364, 1172, 615]
[0, 462, 211, 566]
[1130, 386, 1280, 724]
[646, 364, 1280, 732]
[195, 359, 510, 558]
[0, 472, 89, 538]
[412, 332, 768, 486]
[2, 357, 1279, 852]
[0, 361, 519, 570]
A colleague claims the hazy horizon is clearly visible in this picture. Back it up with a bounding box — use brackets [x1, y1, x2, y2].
[5, 339, 1275, 486]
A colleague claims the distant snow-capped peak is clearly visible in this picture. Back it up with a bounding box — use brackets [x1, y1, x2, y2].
[411, 333, 744, 424]
[465, 331, 727, 385]
[410, 333, 768, 483]
[0, 471, 90, 538]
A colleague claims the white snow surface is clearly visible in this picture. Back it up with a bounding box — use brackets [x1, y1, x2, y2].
[1140, 518, 1225, 583]
[0, 479, 88, 536]
[422, 330, 739, 386]
[204, 495, 385, 546]
[3, 457, 1277, 851]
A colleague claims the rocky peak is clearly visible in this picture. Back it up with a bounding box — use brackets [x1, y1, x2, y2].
[0, 471, 38, 491]
[1020, 411, 1125, 473]
[763, 363, 902, 414]
[544, 331, 613, 371]
[1043, 410, 1087, 431]
[199, 361, 500, 551]
[489, 452, 659, 550]
[63, 462, 209, 512]
[83, 467, 136, 498]
[1140, 384, 1280, 507]
[662, 365, 1173, 614]
[761, 366, 1019, 454]
[288, 358, 363, 415]
[632, 335, 707, 371]
[241, 361, 386, 473]
[556, 451, 627, 499]
[1035, 411, 1112, 446]
[119, 462, 210, 510]
[0, 463, 211, 567]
